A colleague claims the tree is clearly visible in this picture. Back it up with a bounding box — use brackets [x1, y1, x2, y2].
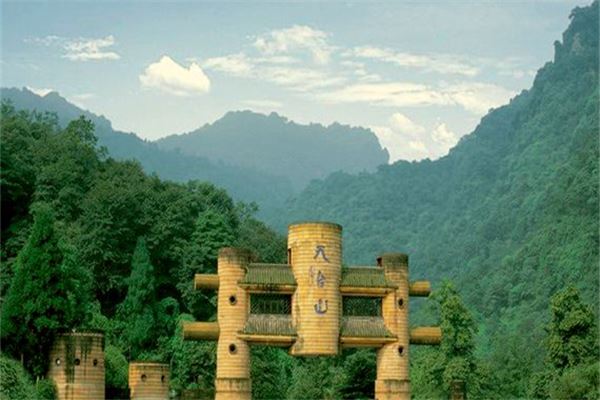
[1, 204, 91, 377]
[116, 237, 159, 360]
[546, 286, 598, 370]
[412, 282, 489, 399]
[528, 286, 599, 399]
[178, 208, 235, 318]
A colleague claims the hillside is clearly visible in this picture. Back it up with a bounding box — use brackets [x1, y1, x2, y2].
[157, 110, 389, 190]
[274, 2, 598, 394]
[1, 88, 294, 216]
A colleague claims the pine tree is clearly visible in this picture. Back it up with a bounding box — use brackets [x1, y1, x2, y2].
[1, 203, 91, 377]
[116, 237, 158, 360]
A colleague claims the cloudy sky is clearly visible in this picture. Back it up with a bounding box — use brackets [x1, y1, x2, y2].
[1, 1, 586, 162]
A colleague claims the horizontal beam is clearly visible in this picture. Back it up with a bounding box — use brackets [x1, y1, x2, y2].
[237, 333, 296, 347]
[239, 284, 297, 294]
[182, 322, 219, 340]
[339, 286, 395, 296]
[194, 274, 219, 290]
[409, 281, 431, 297]
[340, 336, 397, 348]
[410, 326, 441, 345]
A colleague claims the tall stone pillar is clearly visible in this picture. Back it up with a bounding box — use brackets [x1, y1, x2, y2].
[375, 253, 410, 400]
[215, 248, 252, 400]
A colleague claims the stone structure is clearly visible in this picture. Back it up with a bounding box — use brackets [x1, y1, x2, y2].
[47, 332, 105, 400]
[184, 221, 442, 400]
[128, 362, 170, 400]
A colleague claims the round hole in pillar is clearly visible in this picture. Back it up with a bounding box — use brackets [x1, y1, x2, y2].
[93, 359, 98, 367]
[229, 343, 237, 354]
[161, 375, 166, 383]
[74, 358, 81, 366]
[141, 374, 147, 382]
[398, 298, 404, 308]
[55, 358, 61, 366]
[398, 346, 405, 356]
[229, 295, 237, 305]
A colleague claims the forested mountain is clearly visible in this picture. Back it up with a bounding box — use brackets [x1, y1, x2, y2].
[157, 111, 388, 190]
[1, 88, 293, 216]
[273, 2, 599, 397]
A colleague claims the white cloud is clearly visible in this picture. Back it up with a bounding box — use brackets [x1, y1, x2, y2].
[63, 35, 120, 61]
[317, 81, 515, 115]
[317, 82, 449, 108]
[26, 35, 120, 62]
[202, 51, 344, 92]
[203, 53, 253, 76]
[370, 124, 430, 162]
[442, 82, 515, 114]
[350, 46, 480, 77]
[372, 115, 461, 163]
[431, 123, 458, 147]
[67, 93, 95, 108]
[261, 66, 345, 91]
[26, 86, 54, 97]
[389, 112, 426, 136]
[254, 25, 333, 64]
[139, 56, 210, 96]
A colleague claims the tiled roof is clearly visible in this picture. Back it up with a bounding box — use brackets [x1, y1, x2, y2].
[241, 314, 296, 336]
[340, 316, 394, 338]
[240, 263, 296, 286]
[340, 267, 396, 288]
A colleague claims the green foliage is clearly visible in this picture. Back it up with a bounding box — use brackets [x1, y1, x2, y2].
[1, 204, 91, 377]
[528, 286, 599, 398]
[547, 361, 599, 400]
[34, 378, 57, 400]
[285, 357, 346, 400]
[104, 345, 129, 390]
[0, 355, 37, 400]
[546, 285, 598, 370]
[116, 237, 175, 360]
[159, 314, 216, 395]
[250, 347, 294, 400]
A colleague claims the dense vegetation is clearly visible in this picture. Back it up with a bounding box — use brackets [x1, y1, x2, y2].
[157, 110, 388, 190]
[271, 2, 599, 398]
[0, 103, 287, 395]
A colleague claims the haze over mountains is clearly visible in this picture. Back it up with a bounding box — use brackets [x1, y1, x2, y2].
[157, 111, 388, 190]
[1, 87, 388, 216]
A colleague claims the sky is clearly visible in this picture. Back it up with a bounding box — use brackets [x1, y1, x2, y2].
[1, 0, 587, 162]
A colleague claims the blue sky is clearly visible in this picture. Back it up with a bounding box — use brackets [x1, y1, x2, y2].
[1, 0, 586, 162]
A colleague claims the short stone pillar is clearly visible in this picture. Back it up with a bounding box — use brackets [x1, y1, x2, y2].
[47, 332, 105, 400]
[128, 362, 170, 400]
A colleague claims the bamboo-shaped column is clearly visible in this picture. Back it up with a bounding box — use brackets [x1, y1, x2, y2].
[215, 248, 252, 400]
[375, 253, 410, 400]
[288, 222, 342, 356]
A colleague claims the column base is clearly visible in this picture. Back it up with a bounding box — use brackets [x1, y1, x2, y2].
[375, 379, 410, 400]
[215, 378, 251, 400]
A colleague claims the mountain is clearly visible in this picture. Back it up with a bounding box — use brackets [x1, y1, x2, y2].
[1, 88, 294, 215]
[272, 1, 598, 393]
[157, 110, 389, 190]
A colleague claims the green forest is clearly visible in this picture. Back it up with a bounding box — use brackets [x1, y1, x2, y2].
[1, 2, 599, 400]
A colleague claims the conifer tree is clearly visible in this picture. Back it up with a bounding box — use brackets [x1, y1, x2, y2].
[116, 237, 158, 360]
[1, 203, 91, 377]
